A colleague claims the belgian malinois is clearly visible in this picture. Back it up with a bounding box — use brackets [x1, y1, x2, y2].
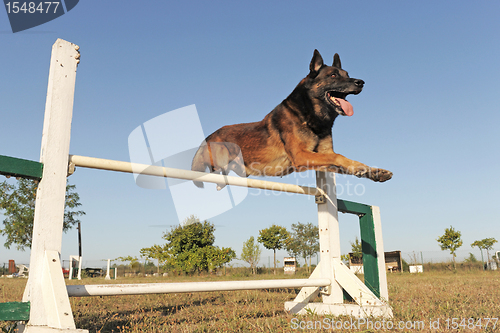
[191, 50, 392, 188]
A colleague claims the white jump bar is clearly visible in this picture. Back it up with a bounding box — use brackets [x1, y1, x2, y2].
[66, 278, 330, 297]
[69, 155, 325, 197]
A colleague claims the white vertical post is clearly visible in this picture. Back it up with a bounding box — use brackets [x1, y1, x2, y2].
[105, 259, 111, 280]
[372, 206, 389, 301]
[316, 171, 343, 304]
[77, 256, 82, 280]
[68, 256, 73, 281]
[22, 39, 82, 332]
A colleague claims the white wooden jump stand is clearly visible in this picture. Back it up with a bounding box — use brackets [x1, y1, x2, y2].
[15, 39, 392, 332]
[67, 256, 82, 281]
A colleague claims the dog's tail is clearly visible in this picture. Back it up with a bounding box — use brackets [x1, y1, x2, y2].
[191, 143, 210, 188]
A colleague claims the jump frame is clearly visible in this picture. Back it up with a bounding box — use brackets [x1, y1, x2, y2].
[1, 39, 392, 332]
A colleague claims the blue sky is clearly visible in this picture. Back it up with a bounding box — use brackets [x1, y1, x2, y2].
[1, 1, 499, 267]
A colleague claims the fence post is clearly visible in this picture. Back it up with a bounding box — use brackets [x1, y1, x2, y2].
[371, 206, 389, 301]
[21, 39, 83, 332]
[315, 171, 344, 303]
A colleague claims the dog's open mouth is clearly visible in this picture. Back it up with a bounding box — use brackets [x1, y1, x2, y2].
[327, 92, 354, 116]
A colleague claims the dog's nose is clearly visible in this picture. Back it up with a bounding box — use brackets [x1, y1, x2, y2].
[354, 79, 365, 87]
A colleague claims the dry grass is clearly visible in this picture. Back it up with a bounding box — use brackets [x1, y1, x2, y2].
[1, 270, 500, 332]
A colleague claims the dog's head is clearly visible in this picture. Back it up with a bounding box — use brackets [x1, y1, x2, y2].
[306, 50, 364, 117]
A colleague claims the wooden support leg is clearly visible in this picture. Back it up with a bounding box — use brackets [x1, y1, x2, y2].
[20, 39, 86, 333]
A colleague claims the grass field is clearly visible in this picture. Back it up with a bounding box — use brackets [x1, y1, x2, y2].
[1, 269, 499, 332]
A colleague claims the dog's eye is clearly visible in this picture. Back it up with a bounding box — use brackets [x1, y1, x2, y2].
[331, 74, 337, 78]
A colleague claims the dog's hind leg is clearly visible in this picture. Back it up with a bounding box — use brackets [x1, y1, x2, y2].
[210, 142, 248, 190]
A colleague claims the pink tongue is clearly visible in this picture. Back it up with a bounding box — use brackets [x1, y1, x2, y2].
[336, 98, 353, 116]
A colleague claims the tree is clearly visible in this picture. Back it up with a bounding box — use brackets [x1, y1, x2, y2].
[471, 238, 498, 269]
[471, 240, 486, 268]
[116, 255, 141, 273]
[437, 226, 463, 269]
[464, 253, 478, 263]
[341, 254, 350, 265]
[258, 224, 289, 274]
[0, 178, 85, 250]
[286, 222, 319, 273]
[350, 237, 363, 262]
[140, 244, 169, 274]
[285, 235, 301, 260]
[157, 215, 235, 274]
[241, 236, 261, 274]
[480, 238, 497, 264]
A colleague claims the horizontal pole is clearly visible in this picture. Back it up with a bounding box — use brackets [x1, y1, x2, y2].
[69, 155, 324, 197]
[66, 278, 330, 297]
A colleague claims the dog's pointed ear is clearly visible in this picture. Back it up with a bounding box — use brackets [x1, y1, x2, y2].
[309, 49, 324, 76]
[333, 53, 342, 69]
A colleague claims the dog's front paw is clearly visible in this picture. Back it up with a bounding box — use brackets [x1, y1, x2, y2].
[370, 168, 393, 182]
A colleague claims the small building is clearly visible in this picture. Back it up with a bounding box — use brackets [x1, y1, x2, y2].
[384, 251, 403, 273]
[283, 257, 296, 275]
[348, 250, 402, 273]
[409, 265, 423, 273]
